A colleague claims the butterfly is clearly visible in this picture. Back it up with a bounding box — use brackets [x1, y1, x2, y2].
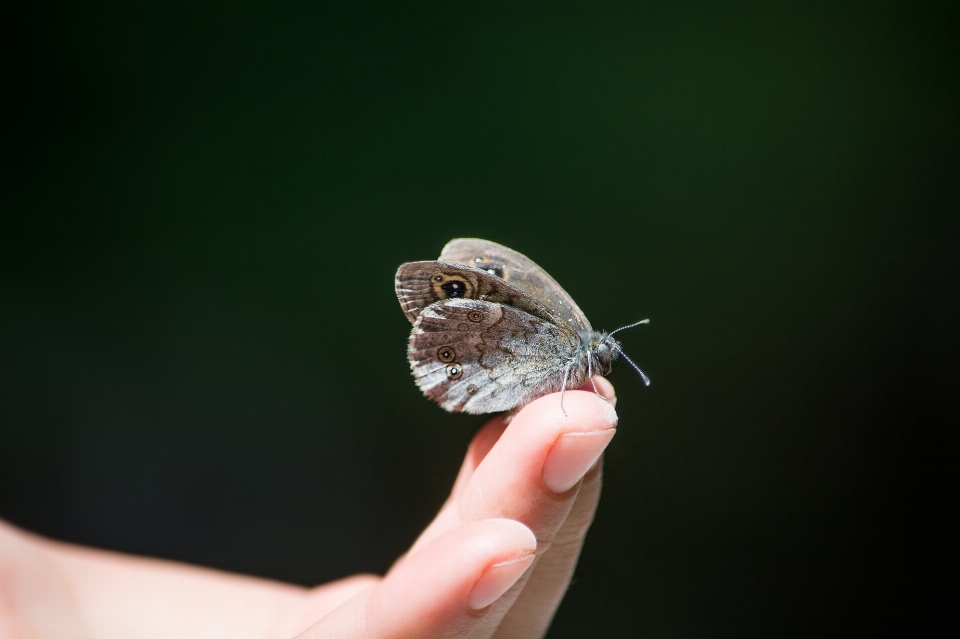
[395, 238, 649, 414]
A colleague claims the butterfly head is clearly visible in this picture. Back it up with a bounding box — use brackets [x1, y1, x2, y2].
[583, 319, 652, 386]
[580, 331, 621, 376]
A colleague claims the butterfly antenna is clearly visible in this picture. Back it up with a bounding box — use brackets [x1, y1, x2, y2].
[615, 345, 652, 386]
[608, 318, 650, 337]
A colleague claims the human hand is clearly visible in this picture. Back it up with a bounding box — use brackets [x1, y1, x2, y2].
[0, 379, 618, 639]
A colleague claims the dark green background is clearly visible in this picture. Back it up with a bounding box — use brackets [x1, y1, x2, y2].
[2, 2, 957, 636]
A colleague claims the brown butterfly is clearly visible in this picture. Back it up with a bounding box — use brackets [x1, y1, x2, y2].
[395, 238, 649, 414]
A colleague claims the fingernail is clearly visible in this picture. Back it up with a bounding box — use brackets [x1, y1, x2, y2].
[542, 429, 616, 494]
[468, 553, 536, 611]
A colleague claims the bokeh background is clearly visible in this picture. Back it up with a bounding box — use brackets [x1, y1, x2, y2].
[2, 2, 957, 636]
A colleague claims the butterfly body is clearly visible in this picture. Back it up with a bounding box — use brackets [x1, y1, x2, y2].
[396, 239, 645, 414]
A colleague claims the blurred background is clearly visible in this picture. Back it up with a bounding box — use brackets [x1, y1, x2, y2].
[2, 1, 956, 636]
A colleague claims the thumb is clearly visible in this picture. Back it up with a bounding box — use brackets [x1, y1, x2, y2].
[295, 519, 536, 639]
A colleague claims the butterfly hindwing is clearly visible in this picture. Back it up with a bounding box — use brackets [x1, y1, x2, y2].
[407, 298, 582, 414]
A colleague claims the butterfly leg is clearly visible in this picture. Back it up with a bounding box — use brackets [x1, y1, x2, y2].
[586, 354, 613, 404]
[589, 376, 601, 396]
[559, 362, 572, 417]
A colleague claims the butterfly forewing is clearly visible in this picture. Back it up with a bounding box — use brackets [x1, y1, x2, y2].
[439, 238, 592, 332]
[408, 299, 581, 414]
[395, 260, 560, 327]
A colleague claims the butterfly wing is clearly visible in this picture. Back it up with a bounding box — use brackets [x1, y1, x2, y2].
[438, 238, 592, 332]
[408, 298, 585, 414]
[395, 260, 560, 326]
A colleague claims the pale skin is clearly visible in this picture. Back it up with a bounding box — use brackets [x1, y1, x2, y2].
[0, 379, 618, 639]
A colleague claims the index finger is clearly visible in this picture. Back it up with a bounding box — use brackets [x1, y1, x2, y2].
[410, 379, 618, 557]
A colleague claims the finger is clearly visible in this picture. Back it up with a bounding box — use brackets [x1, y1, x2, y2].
[445, 376, 613, 510]
[292, 575, 381, 633]
[574, 375, 616, 408]
[464, 385, 616, 540]
[413, 381, 618, 558]
[447, 416, 509, 503]
[397, 417, 508, 561]
[493, 377, 616, 636]
[295, 519, 536, 639]
[495, 454, 606, 637]
[442, 376, 614, 509]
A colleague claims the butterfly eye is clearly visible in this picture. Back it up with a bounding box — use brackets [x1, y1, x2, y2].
[445, 364, 463, 380]
[468, 311, 483, 322]
[433, 274, 444, 282]
[437, 347, 456, 363]
[466, 384, 478, 395]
